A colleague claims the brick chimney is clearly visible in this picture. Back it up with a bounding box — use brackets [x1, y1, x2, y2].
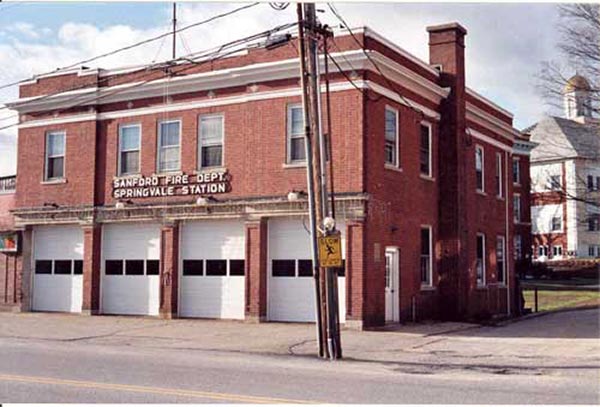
[427, 22, 469, 320]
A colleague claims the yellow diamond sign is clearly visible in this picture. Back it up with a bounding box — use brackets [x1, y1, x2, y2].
[318, 233, 343, 268]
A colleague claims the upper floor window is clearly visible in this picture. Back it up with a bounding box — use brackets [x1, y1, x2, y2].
[496, 236, 505, 285]
[384, 107, 399, 167]
[475, 145, 484, 192]
[551, 215, 562, 232]
[118, 124, 141, 176]
[45, 131, 65, 181]
[587, 175, 600, 192]
[496, 152, 503, 198]
[199, 115, 224, 169]
[419, 123, 432, 176]
[588, 216, 600, 232]
[157, 120, 181, 173]
[513, 194, 521, 223]
[547, 174, 562, 191]
[287, 105, 306, 163]
[512, 158, 520, 185]
[476, 233, 486, 286]
[514, 235, 522, 260]
[420, 226, 432, 286]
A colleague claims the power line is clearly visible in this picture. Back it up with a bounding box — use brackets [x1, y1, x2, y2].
[0, 2, 261, 92]
[326, 3, 424, 118]
[0, 22, 297, 132]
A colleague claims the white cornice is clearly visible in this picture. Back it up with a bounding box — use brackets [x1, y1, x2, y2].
[10, 49, 447, 115]
[466, 102, 519, 141]
[17, 80, 441, 129]
[468, 127, 512, 152]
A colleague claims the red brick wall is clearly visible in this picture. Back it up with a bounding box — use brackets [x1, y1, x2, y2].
[0, 193, 15, 230]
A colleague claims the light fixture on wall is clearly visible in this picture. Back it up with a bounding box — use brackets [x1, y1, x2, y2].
[287, 190, 300, 202]
[43, 202, 59, 208]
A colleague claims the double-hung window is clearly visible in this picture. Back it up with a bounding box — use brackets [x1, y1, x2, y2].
[512, 158, 520, 185]
[157, 120, 181, 173]
[420, 123, 432, 176]
[420, 226, 432, 286]
[476, 233, 486, 286]
[514, 235, 522, 260]
[513, 194, 521, 223]
[45, 131, 65, 180]
[199, 115, 224, 168]
[287, 105, 306, 163]
[475, 145, 484, 192]
[384, 107, 399, 167]
[548, 175, 561, 191]
[118, 124, 141, 176]
[496, 236, 505, 285]
[551, 215, 562, 232]
[496, 152, 503, 198]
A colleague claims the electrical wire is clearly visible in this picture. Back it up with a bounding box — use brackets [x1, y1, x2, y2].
[0, 2, 261, 92]
[327, 3, 424, 118]
[0, 22, 298, 132]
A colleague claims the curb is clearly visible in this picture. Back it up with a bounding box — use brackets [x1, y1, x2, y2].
[492, 305, 600, 327]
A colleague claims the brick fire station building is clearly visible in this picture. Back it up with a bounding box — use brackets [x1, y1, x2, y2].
[5, 23, 527, 327]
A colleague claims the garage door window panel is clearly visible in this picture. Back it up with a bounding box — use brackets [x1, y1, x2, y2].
[229, 260, 245, 276]
[105, 260, 124, 275]
[272, 259, 295, 277]
[206, 259, 227, 276]
[125, 260, 145, 275]
[183, 260, 204, 276]
[73, 260, 83, 275]
[298, 259, 313, 277]
[54, 260, 73, 275]
[35, 260, 52, 274]
[146, 260, 160, 275]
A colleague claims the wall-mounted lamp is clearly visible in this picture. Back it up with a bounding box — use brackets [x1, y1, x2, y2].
[43, 202, 59, 209]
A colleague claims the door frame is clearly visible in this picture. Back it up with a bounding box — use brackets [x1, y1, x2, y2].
[385, 247, 400, 323]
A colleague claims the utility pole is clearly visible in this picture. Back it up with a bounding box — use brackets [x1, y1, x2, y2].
[172, 2, 177, 59]
[297, 3, 342, 360]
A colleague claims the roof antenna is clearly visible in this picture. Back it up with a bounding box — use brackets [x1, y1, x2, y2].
[172, 2, 177, 60]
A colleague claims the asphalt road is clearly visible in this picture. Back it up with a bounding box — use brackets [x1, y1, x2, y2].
[0, 334, 598, 404]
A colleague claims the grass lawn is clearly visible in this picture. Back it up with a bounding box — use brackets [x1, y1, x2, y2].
[523, 289, 600, 312]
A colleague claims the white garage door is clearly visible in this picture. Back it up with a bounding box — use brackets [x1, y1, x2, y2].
[179, 220, 245, 319]
[268, 217, 346, 323]
[32, 225, 84, 313]
[101, 223, 160, 316]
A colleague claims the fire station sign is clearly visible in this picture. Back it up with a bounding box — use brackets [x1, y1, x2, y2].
[318, 233, 343, 268]
[112, 170, 231, 199]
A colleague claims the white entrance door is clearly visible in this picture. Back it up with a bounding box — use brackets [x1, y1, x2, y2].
[32, 225, 84, 313]
[385, 248, 400, 323]
[101, 223, 160, 316]
[179, 220, 245, 319]
[268, 217, 346, 323]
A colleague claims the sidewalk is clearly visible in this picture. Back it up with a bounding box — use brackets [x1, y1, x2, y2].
[1, 308, 598, 376]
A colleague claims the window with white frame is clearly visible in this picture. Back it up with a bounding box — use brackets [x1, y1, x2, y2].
[420, 226, 432, 286]
[475, 145, 484, 192]
[496, 152, 503, 198]
[496, 236, 505, 284]
[199, 115, 224, 169]
[45, 131, 65, 180]
[476, 233, 486, 285]
[118, 124, 141, 176]
[512, 158, 520, 185]
[551, 215, 562, 232]
[287, 105, 306, 163]
[587, 175, 595, 192]
[547, 174, 561, 191]
[514, 235, 522, 260]
[552, 245, 562, 258]
[588, 216, 600, 232]
[419, 123, 432, 176]
[538, 245, 548, 257]
[513, 194, 521, 223]
[589, 245, 599, 257]
[157, 120, 181, 172]
[384, 107, 399, 167]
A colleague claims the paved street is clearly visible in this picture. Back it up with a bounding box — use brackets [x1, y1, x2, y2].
[0, 308, 598, 404]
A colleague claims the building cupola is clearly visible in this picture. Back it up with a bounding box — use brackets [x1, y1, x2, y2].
[563, 74, 592, 121]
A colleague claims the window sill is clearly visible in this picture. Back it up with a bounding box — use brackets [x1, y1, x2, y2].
[194, 167, 227, 174]
[419, 174, 435, 182]
[420, 285, 436, 292]
[41, 178, 67, 185]
[282, 162, 307, 169]
[476, 284, 487, 290]
[496, 196, 505, 201]
[113, 173, 141, 180]
[384, 164, 403, 173]
[476, 190, 487, 196]
[153, 171, 183, 176]
[513, 182, 521, 187]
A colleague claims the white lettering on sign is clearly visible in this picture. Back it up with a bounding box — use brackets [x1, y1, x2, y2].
[112, 170, 231, 199]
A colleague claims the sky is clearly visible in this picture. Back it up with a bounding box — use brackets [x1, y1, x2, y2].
[0, 1, 566, 176]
